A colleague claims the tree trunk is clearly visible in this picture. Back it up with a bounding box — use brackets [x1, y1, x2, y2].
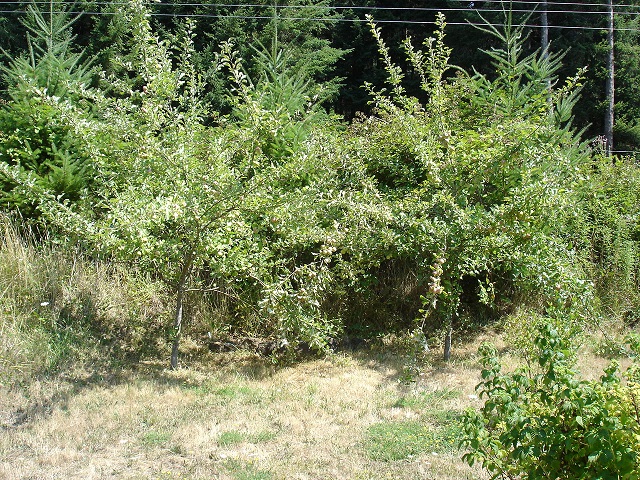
[541, 1, 552, 106]
[443, 325, 452, 362]
[605, 0, 615, 155]
[170, 250, 195, 370]
[170, 285, 185, 370]
[540, 1, 549, 54]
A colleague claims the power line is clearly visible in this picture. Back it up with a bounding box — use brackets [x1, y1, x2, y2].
[16, 1, 640, 13]
[478, 0, 639, 7]
[6, 0, 640, 19]
[7, 3, 640, 17]
[2, 2, 640, 31]
[13, 0, 640, 14]
[19, 1, 640, 5]
[5, 10, 640, 31]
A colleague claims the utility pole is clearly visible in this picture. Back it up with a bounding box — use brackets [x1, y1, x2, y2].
[540, 1, 552, 106]
[605, 0, 615, 155]
[541, 0, 549, 54]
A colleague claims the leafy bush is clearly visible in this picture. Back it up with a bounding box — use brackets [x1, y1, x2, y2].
[2, 1, 347, 365]
[502, 307, 585, 367]
[462, 322, 640, 479]
[338, 14, 593, 354]
[1, 3, 623, 369]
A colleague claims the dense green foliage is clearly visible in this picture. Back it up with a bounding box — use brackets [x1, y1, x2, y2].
[0, 1, 638, 369]
[0, 1, 96, 217]
[2, 1, 639, 150]
[462, 324, 640, 479]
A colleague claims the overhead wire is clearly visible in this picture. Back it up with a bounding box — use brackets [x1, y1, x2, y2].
[16, 1, 640, 7]
[1, 2, 640, 31]
[1, 13, 638, 31]
[7, 0, 640, 13]
[1, 1, 638, 153]
[13, 1, 640, 13]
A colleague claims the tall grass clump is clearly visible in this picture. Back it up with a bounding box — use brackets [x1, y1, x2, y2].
[0, 216, 60, 384]
[576, 155, 640, 325]
[0, 215, 171, 386]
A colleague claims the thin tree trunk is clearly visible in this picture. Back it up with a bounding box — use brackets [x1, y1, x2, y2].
[443, 325, 452, 362]
[170, 286, 185, 369]
[605, 0, 615, 155]
[170, 250, 195, 370]
[540, 1, 549, 54]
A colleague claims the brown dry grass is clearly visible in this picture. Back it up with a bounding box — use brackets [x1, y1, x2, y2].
[3, 325, 630, 480]
[0, 341, 490, 480]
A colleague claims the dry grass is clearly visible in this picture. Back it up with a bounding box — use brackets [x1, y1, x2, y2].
[2, 318, 632, 480]
[0, 344, 490, 480]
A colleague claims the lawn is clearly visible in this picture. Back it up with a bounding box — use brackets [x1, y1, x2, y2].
[0, 338, 491, 480]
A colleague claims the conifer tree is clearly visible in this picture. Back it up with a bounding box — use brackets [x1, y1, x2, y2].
[0, 0, 96, 218]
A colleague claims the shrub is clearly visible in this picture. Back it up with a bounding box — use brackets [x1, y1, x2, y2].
[0, 0, 97, 220]
[347, 13, 593, 355]
[461, 322, 640, 479]
[574, 155, 640, 323]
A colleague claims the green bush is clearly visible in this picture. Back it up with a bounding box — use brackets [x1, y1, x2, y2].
[0, 0, 97, 220]
[2, 4, 626, 368]
[340, 14, 593, 352]
[461, 322, 640, 479]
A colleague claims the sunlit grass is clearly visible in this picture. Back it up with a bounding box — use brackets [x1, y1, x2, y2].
[0, 351, 489, 479]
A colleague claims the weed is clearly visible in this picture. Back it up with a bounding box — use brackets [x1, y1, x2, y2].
[224, 459, 272, 480]
[253, 430, 277, 443]
[142, 430, 171, 447]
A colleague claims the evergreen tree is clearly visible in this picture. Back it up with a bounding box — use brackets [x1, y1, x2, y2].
[0, 0, 97, 219]
[0, 2, 29, 93]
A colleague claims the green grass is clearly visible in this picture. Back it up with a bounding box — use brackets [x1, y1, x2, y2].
[142, 429, 172, 447]
[364, 414, 464, 462]
[218, 429, 277, 446]
[218, 430, 246, 446]
[224, 459, 272, 480]
[424, 411, 465, 453]
[212, 385, 265, 404]
[393, 387, 461, 409]
[365, 421, 432, 461]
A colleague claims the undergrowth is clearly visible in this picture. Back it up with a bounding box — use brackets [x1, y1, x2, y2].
[0, 214, 171, 386]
